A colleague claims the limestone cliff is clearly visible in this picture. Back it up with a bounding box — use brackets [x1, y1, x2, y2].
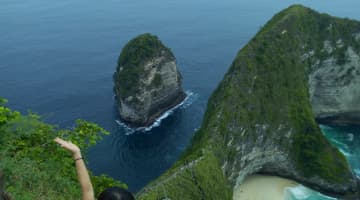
[308, 37, 360, 125]
[113, 33, 186, 127]
[135, 5, 360, 200]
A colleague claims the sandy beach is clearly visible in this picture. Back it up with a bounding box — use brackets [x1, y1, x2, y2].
[233, 174, 298, 200]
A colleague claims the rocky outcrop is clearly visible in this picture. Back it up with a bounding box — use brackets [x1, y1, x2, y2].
[113, 33, 186, 127]
[309, 43, 360, 125]
[136, 5, 360, 200]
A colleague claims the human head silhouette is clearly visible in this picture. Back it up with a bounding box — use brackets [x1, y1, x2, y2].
[98, 187, 135, 200]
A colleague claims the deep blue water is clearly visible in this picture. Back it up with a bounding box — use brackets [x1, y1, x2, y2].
[1, 0, 360, 198]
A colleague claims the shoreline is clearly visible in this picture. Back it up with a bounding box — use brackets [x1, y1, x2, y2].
[118, 90, 186, 127]
[116, 91, 192, 134]
[233, 174, 298, 200]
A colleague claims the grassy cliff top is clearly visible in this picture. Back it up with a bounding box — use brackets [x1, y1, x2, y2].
[181, 3, 357, 184]
[117, 33, 174, 68]
[203, 3, 356, 183]
[114, 33, 175, 98]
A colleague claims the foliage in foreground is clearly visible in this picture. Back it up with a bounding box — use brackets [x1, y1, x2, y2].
[0, 98, 127, 200]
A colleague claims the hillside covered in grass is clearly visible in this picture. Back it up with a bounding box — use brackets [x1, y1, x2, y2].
[136, 5, 360, 200]
[0, 98, 127, 200]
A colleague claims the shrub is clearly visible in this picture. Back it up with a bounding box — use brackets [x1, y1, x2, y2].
[0, 98, 127, 200]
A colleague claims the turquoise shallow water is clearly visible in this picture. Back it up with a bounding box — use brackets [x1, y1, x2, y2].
[285, 185, 337, 200]
[286, 125, 360, 200]
[321, 125, 360, 176]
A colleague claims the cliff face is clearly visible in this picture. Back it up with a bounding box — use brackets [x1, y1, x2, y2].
[136, 5, 360, 200]
[113, 34, 186, 127]
[309, 41, 360, 125]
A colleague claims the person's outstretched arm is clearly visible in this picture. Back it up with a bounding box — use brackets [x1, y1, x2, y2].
[54, 137, 94, 200]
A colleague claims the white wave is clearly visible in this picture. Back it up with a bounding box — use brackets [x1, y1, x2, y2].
[180, 91, 198, 109]
[115, 90, 196, 135]
[115, 120, 136, 135]
[340, 149, 352, 158]
[285, 185, 311, 200]
[327, 137, 351, 158]
[354, 169, 360, 176]
[316, 193, 338, 200]
[329, 138, 348, 148]
[285, 185, 337, 200]
[347, 133, 354, 141]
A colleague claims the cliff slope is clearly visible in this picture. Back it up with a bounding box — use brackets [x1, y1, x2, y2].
[307, 21, 360, 125]
[113, 33, 186, 127]
[136, 5, 360, 200]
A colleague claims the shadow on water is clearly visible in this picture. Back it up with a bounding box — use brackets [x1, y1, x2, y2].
[112, 108, 186, 164]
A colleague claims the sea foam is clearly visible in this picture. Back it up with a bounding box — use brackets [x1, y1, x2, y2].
[284, 185, 311, 200]
[116, 90, 197, 135]
[284, 185, 337, 200]
[347, 133, 354, 141]
[354, 169, 360, 176]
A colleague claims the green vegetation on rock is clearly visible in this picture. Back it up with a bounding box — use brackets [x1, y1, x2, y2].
[0, 97, 127, 200]
[259, 5, 356, 183]
[136, 151, 232, 200]
[114, 33, 174, 98]
[136, 5, 359, 199]
[113, 33, 185, 127]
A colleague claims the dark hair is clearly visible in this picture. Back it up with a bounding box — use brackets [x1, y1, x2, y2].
[98, 187, 135, 200]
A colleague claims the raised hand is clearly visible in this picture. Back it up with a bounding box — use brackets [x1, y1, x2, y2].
[54, 137, 81, 159]
[54, 137, 94, 200]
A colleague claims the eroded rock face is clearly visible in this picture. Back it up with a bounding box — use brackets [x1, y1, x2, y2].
[136, 5, 360, 200]
[113, 34, 185, 127]
[309, 44, 360, 125]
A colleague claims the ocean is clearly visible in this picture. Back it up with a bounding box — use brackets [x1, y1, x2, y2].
[1, 0, 359, 198]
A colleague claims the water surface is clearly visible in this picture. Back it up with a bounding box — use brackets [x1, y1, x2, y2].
[1, 0, 360, 196]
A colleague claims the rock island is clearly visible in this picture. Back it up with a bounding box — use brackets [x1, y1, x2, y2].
[113, 33, 186, 127]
